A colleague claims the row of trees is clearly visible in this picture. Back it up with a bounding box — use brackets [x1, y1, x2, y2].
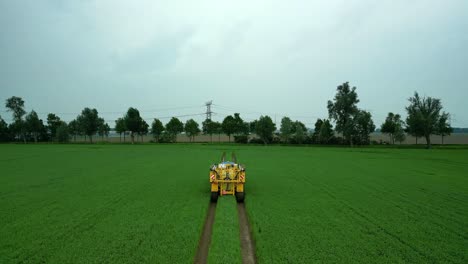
[277, 82, 451, 148]
[114, 108, 201, 144]
[380, 93, 452, 146]
[115, 110, 270, 144]
[1, 83, 452, 148]
[69, 108, 111, 143]
[0, 96, 111, 143]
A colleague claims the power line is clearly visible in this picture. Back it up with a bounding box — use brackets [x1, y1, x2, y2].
[213, 103, 324, 120]
[205, 100, 213, 120]
[3, 103, 468, 127]
[0, 105, 204, 116]
[150, 113, 206, 120]
[101, 113, 207, 123]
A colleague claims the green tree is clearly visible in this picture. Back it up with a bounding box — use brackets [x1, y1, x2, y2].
[394, 125, 406, 144]
[47, 113, 62, 141]
[215, 122, 223, 142]
[249, 120, 258, 134]
[406, 92, 444, 148]
[138, 119, 149, 142]
[222, 115, 236, 142]
[405, 104, 424, 145]
[294, 122, 306, 144]
[56, 121, 70, 143]
[233, 113, 249, 135]
[353, 110, 375, 145]
[8, 121, 23, 142]
[280, 117, 293, 143]
[436, 112, 452, 145]
[202, 119, 218, 143]
[37, 121, 48, 142]
[97, 118, 110, 141]
[77, 108, 100, 143]
[0, 115, 10, 142]
[184, 119, 200, 142]
[327, 82, 359, 146]
[318, 119, 334, 144]
[68, 119, 79, 142]
[291, 121, 307, 134]
[25, 110, 43, 143]
[75, 117, 86, 141]
[165, 117, 184, 142]
[202, 119, 211, 135]
[5, 96, 26, 143]
[5, 96, 26, 121]
[255, 115, 276, 144]
[115, 117, 127, 143]
[313, 119, 324, 143]
[151, 118, 164, 142]
[124, 107, 143, 144]
[314, 119, 324, 134]
[381, 113, 405, 144]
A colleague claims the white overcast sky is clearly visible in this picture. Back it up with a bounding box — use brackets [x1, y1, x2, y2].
[1, 0, 467, 127]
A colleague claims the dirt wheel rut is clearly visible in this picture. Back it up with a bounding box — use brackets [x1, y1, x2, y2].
[194, 202, 217, 264]
[237, 203, 256, 264]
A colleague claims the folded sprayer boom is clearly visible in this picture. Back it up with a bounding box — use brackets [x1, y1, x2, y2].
[209, 152, 246, 203]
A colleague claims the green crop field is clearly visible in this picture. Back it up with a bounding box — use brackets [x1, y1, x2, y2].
[208, 198, 241, 264]
[243, 146, 468, 263]
[0, 144, 214, 263]
[1, 144, 467, 263]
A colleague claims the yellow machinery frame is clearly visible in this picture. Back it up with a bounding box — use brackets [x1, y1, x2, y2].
[209, 153, 245, 202]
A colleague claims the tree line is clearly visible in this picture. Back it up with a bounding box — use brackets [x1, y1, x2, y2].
[208, 82, 452, 148]
[323, 82, 452, 148]
[0, 96, 111, 143]
[0, 82, 452, 148]
[380, 93, 452, 146]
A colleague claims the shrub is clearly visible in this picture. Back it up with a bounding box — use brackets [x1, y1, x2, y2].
[249, 138, 264, 144]
[234, 135, 248, 144]
[56, 123, 70, 143]
[158, 132, 175, 143]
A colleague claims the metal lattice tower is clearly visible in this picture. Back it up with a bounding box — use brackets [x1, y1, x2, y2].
[205, 100, 213, 120]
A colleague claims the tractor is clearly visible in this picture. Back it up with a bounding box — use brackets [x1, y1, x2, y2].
[209, 152, 246, 203]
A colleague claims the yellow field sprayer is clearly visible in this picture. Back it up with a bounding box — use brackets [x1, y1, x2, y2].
[209, 152, 246, 203]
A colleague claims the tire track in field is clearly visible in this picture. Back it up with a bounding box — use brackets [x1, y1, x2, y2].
[355, 172, 467, 227]
[194, 201, 256, 264]
[14, 170, 158, 264]
[319, 183, 448, 263]
[343, 171, 468, 239]
[15, 191, 132, 264]
[355, 180, 468, 240]
[194, 202, 217, 264]
[237, 203, 256, 264]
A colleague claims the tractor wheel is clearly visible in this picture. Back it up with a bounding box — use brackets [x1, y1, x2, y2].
[235, 192, 245, 203]
[210, 192, 219, 203]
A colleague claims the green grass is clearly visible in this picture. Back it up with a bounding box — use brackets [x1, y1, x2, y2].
[0, 144, 216, 263]
[1, 144, 467, 263]
[208, 198, 242, 264]
[241, 146, 468, 263]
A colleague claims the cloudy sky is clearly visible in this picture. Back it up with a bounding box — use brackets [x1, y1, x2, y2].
[1, 0, 467, 127]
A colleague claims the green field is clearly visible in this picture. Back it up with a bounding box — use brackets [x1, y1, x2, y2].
[0, 145, 213, 263]
[208, 198, 241, 264]
[243, 146, 468, 263]
[1, 144, 467, 263]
